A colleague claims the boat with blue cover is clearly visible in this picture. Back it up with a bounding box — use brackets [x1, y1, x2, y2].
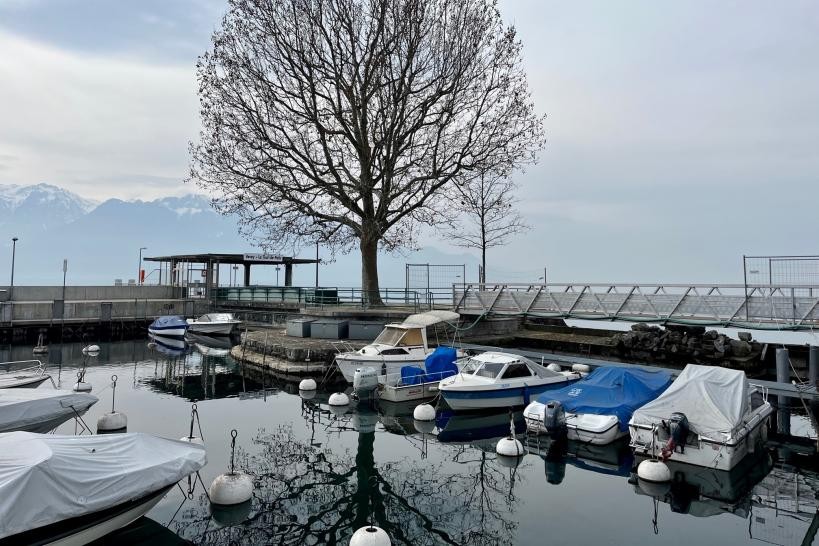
[438, 352, 581, 411]
[147, 316, 188, 338]
[378, 346, 460, 403]
[523, 366, 673, 445]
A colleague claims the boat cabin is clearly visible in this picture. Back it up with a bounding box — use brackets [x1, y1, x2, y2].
[459, 352, 560, 381]
[365, 324, 428, 355]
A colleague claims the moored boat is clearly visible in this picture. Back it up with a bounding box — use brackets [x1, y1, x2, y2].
[0, 389, 98, 433]
[376, 346, 460, 403]
[335, 310, 460, 383]
[0, 360, 51, 389]
[628, 364, 773, 471]
[0, 431, 206, 545]
[148, 315, 189, 338]
[523, 366, 673, 445]
[186, 313, 242, 336]
[438, 352, 581, 411]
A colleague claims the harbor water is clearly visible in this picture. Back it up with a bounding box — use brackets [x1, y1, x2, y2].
[9, 340, 817, 545]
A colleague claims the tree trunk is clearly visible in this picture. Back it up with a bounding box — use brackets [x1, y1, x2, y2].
[360, 237, 383, 305]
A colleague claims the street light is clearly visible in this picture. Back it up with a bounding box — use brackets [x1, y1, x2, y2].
[137, 247, 147, 285]
[275, 265, 280, 286]
[9, 237, 18, 300]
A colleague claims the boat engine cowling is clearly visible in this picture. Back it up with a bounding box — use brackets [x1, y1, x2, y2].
[353, 367, 379, 396]
[662, 412, 690, 459]
[542, 400, 566, 433]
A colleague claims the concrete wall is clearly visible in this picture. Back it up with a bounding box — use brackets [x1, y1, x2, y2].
[2, 299, 208, 323]
[0, 285, 181, 302]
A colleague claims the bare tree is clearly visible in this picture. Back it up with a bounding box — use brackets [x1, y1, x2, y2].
[447, 171, 528, 283]
[189, 0, 545, 303]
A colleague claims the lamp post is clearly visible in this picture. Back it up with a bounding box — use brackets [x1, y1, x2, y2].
[275, 265, 281, 286]
[137, 247, 147, 285]
[9, 237, 18, 300]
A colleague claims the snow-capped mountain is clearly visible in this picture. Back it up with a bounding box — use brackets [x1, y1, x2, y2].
[0, 183, 98, 232]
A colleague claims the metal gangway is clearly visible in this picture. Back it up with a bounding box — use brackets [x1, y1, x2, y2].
[453, 283, 819, 330]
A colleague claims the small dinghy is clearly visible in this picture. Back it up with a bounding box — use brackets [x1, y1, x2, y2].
[371, 346, 460, 403]
[629, 364, 773, 471]
[0, 360, 51, 389]
[438, 352, 581, 411]
[523, 367, 673, 445]
[0, 431, 207, 545]
[147, 315, 189, 338]
[186, 313, 242, 336]
[0, 389, 98, 433]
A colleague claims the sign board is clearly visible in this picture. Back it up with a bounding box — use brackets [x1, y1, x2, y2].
[243, 253, 284, 263]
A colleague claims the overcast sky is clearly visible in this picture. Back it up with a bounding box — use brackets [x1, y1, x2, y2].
[0, 0, 816, 283]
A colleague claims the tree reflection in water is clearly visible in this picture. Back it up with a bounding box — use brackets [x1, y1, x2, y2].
[172, 409, 521, 545]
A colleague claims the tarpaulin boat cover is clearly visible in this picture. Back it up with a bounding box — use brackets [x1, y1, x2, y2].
[536, 367, 673, 432]
[424, 346, 458, 381]
[630, 364, 750, 442]
[0, 389, 98, 433]
[0, 432, 207, 539]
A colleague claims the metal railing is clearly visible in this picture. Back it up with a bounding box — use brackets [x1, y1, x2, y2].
[212, 286, 454, 310]
[453, 282, 819, 329]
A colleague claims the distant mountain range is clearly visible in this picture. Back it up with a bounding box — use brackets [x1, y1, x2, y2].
[0, 183, 479, 287]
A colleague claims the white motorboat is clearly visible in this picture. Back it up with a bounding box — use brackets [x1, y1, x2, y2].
[0, 389, 98, 433]
[186, 313, 242, 336]
[0, 431, 206, 545]
[335, 310, 460, 383]
[0, 360, 51, 389]
[438, 352, 581, 411]
[629, 364, 773, 471]
[523, 367, 673, 445]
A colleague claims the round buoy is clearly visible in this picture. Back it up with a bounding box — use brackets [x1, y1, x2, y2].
[328, 392, 350, 406]
[496, 437, 524, 457]
[571, 363, 591, 373]
[412, 403, 436, 422]
[97, 411, 127, 433]
[546, 363, 562, 372]
[299, 378, 317, 391]
[637, 478, 671, 498]
[350, 525, 391, 546]
[73, 382, 92, 393]
[413, 419, 435, 435]
[637, 459, 671, 483]
[82, 345, 101, 355]
[180, 435, 205, 445]
[209, 471, 254, 505]
[210, 499, 252, 526]
[299, 389, 317, 401]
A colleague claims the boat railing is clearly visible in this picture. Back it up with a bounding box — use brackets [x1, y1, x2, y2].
[0, 359, 46, 375]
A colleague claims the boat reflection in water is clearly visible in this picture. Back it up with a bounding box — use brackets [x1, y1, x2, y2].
[526, 435, 634, 485]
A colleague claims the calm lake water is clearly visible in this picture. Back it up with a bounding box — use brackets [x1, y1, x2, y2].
[8, 339, 817, 546]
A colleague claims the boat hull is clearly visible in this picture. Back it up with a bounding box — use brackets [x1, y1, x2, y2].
[336, 355, 428, 383]
[0, 375, 50, 389]
[629, 403, 773, 471]
[524, 403, 626, 445]
[442, 382, 571, 411]
[186, 322, 237, 336]
[1, 485, 171, 546]
[148, 326, 187, 338]
[378, 380, 441, 403]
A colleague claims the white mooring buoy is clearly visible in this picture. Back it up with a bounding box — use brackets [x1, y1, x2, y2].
[350, 525, 392, 546]
[571, 363, 591, 374]
[413, 419, 435, 435]
[495, 412, 524, 458]
[546, 363, 562, 373]
[329, 392, 350, 406]
[636, 459, 671, 483]
[209, 430, 253, 507]
[97, 375, 127, 433]
[180, 403, 205, 445]
[82, 344, 101, 355]
[299, 378, 317, 391]
[412, 403, 436, 422]
[299, 389, 317, 401]
[73, 369, 92, 392]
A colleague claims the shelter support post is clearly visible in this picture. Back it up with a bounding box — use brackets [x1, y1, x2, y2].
[244, 265, 251, 287]
[285, 264, 293, 287]
[776, 348, 791, 435]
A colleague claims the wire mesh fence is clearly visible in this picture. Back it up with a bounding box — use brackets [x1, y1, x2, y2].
[744, 255, 819, 297]
[405, 263, 465, 307]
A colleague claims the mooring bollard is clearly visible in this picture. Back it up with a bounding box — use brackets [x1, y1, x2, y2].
[776, 348, 791, 436]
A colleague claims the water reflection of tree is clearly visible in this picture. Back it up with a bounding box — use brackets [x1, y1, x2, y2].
[174, 423, 519, 545]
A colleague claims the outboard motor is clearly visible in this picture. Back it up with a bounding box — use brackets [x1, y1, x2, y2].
[661, 412, 689, 460]
[353, 367, 379, 399]
[542, 400, 566, 435]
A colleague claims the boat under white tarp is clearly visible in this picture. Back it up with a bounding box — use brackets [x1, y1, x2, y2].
[0, 432, 207, 541]
[630, 365, 749, 443]
[0, 389, 98, 433]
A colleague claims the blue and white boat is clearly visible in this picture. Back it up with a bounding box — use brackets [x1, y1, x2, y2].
[523, 366, 673, 445]
[438, 352, 581, 411]
[148, 316, 188, 338]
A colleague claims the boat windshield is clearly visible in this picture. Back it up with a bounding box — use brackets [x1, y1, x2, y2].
[462, 359, 505, 379]
[373, 327, 423, 347]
